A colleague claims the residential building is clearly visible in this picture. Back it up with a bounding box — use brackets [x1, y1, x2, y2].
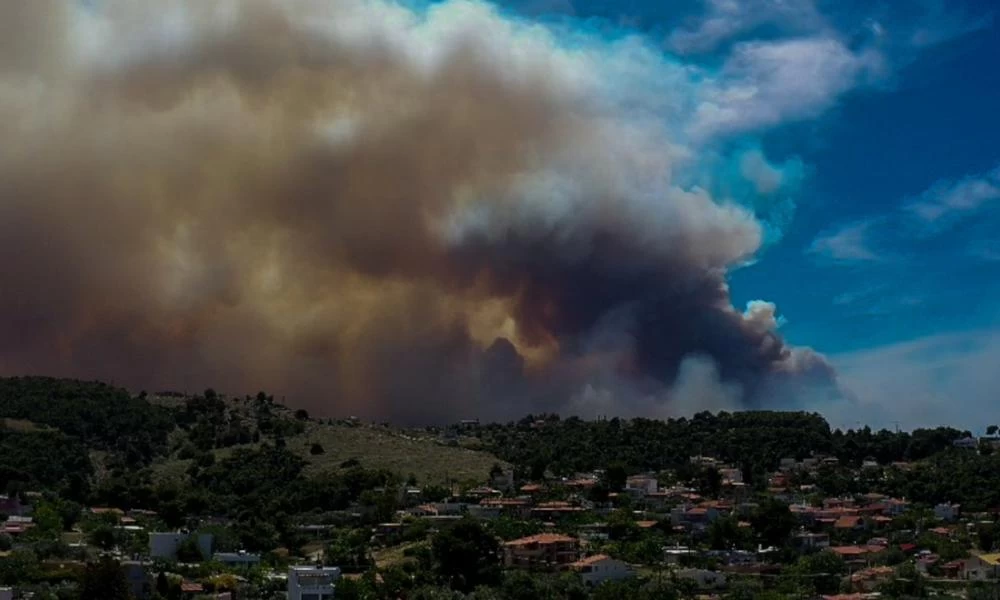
[625, 476, 658, 496]
[935, 503, 961, 522]
[792, 532, 830, 551]
[121, 561, 152, 600]
[953, 436, 978, 449]
[213, 551, 261, 567]
[964, 554, 1000, 581]
[149, 532, 213, 561]
[675, 568, 726, 590]
[503, 534, 580, 570]
[568, 554, 634, 586]
[0, 495, 27, 517]
[663, 546, 695, 565]
[287, 565, 340, 600]
[0, 587, 12, 600]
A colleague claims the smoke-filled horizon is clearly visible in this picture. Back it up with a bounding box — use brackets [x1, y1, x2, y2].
[0, 0, 845, 423]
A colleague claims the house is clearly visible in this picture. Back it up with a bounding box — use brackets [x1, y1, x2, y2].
[675, 568, 726, 590]
[213, 551, 261, 568]
[0, 495, 27, 517]
[180, 582, 204, 597]
[149, 532, 213, 561]
[287, 566, 340, 600]
[792, 532, 830, 551]
[834, 516, 864, 531]
[953, 436, 979, 449]
[829, 546, 879, 565]
[568, 554, 634, 586]
[663, 546, 695, 565]
[850, 566, 894, 592]
[121, 561, 152, 600]
[0, 587, 12, 600]
[503, 534, 580, 570]
[625, 476, 658, 496]
[935, 503, 960, 522]
[963, 554, 1000, 581]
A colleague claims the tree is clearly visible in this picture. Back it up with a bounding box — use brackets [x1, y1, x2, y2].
[604, 462, 628, 492]
[988, 425, 998, 436]
[751, 498, 797, 548]
[294, 409, 310, 421]
[79, 557, 133, 600]
[431, 518, 501, 592]
[489, 463, 504, 481]
[175, 536, 204, 562]
[87, 524, 118, 551]
[310, 442, 325, 455]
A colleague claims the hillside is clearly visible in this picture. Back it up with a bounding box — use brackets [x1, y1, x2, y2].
[152, 419, 505, 486]
[0, 376, 506, 494]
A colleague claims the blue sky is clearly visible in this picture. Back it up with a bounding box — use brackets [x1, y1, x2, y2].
[489, 0, 1000, 429]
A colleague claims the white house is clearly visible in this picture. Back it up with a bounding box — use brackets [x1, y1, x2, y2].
[568, 555, 634, 586]
[213, 551, 261, 567]
[0, 587, 13, 600]
[675, 568, 727, 590]
[953, 436, 978, 449]
[625, 476, 658, 497]
[287, 565, 340, 600]
[963, 554, 1000, 581]
[934, 503, 961, 522]
[149, 532, 213, 561]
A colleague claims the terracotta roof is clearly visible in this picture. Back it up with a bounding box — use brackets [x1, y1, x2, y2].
[829, 546, 870, 557]
[504, 533, 578, 546]
[180, 582, 204, 593]
[520, 484, 543, 492]
[570, 554, 612, 567]
[636, 520, 657, 528]
[834, 516, 862, 529]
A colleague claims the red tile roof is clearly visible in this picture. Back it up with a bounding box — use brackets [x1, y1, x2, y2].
[834, 516, 862, 529]
[504, 534, 578, 546]
[570, 554, 612, 567]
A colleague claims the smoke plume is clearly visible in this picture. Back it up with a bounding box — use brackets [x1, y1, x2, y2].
[0, 0, 840, 422]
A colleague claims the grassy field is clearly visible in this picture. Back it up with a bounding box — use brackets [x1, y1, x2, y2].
[152, 420, 507, 486]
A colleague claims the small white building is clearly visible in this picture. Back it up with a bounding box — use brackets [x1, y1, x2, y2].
[675, 568, 726, 590]
[149, 532, 213, 561]
[0, 587, 13, 600]
[288, 565, 340, 600]
[213, 551, 261, 567]
[569, 555, 634, 586]
[963, 554, 1000, 581]
[934, 503, 961, 522]
[625, 476, 658, 496]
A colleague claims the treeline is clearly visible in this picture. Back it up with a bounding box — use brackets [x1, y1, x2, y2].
[0, 376, 174, 465]
[475, 411, 969, 478]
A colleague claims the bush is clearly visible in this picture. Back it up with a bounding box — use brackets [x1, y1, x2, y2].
[310, 443, 325, 455]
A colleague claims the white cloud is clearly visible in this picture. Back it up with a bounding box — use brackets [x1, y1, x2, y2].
[831, 329, 1000, 431]
[906, 165, 1000, 224]
[668, 0, 827, 55]
[809, 219, 881, 262]
[690, 37, 885, 139]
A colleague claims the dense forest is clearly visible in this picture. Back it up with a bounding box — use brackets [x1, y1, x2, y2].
[475, 411, 970, 479]
[0, 376, 996, 522]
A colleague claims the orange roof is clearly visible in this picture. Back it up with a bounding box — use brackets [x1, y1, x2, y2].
[834, 516, 862, 529]
[537, 501, 572, 508]
[520, 484, 543, 492]
[636, 520, 657, 528]
[180, 582, 204, 593]
[830, 546, 870, 556]
[570, 554, 614, 568]
[504, 534, 578, 546]
[930, 527, 952, 536]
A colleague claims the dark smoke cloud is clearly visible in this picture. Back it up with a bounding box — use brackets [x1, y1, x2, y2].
[0, 0, 840, 422]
